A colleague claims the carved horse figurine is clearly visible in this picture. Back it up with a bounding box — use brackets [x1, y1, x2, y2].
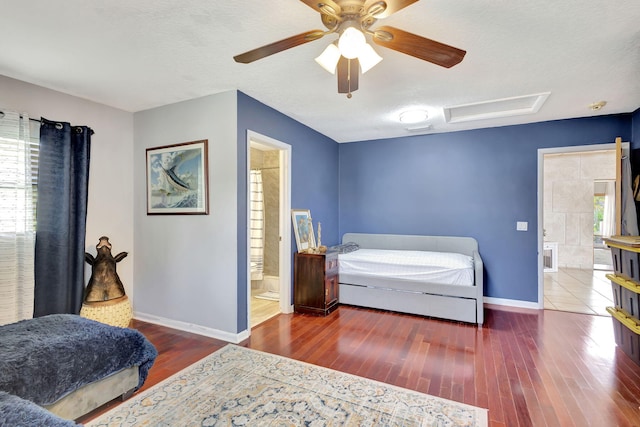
[84, 236, 128, 302]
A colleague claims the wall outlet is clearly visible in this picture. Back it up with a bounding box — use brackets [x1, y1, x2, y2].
[516, 221, 528, 231]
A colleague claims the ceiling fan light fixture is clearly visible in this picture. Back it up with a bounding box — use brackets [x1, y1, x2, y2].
[358, 43, 382, 73]
[338, 26, 366, 59]
[315, 43, 341, 74]
[399, 109, 429, 124]
[235, 1, 467, 99]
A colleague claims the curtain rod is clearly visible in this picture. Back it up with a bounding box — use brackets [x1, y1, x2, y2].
[1, 110, 93, 134]
[0, 110, 41, 123]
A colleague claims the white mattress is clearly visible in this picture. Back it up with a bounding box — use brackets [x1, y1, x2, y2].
[338, 249, 474, 286]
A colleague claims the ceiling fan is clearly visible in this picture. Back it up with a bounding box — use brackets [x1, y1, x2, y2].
[233, 0, 466, 98]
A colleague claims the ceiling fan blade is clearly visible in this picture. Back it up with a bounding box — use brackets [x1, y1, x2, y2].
[300, 0, 342, 15]
[373, 25, 465, 68]
[234, 30, 325, 64]
[337, 56, 359, 95]
[364, 0, 419, 19]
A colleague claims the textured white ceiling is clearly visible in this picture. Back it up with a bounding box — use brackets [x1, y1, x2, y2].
[0, 0, 638, 143]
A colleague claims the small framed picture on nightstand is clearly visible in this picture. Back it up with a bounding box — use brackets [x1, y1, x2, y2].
[291, 209, 315, 252]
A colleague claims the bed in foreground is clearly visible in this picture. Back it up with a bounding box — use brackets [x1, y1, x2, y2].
[0, 314, 157, 424]
[337, 233, 484, 324]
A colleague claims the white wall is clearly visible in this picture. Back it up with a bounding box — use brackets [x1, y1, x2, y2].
[2, 77, 243, 339]
[133, 91, 240, 338]
[0, 75, 135, 297]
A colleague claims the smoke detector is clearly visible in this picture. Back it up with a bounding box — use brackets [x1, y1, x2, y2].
[589, 101, 607, 111]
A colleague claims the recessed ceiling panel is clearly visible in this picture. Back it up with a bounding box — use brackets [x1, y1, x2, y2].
[443, 92, 551, 124]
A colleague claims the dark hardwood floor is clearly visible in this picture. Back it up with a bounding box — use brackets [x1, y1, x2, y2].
[79, 305, 640, 426]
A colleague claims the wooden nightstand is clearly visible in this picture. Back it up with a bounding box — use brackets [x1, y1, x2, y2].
[294, 250, 339, 315]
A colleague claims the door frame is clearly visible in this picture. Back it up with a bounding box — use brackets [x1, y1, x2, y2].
[246, 130, 293, 330]
[537, 142, 628, 307]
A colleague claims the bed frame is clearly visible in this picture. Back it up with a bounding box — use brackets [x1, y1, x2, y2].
[338, 233, 484, 324]
[44, 367, 139, 420]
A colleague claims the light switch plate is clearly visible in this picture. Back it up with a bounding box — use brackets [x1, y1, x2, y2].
[516, 221, 528, 231]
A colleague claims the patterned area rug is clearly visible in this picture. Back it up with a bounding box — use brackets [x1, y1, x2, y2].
[86, 345, 488, 426]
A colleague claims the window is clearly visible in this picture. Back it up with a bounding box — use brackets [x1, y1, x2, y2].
[0, 117, 39, 233]
[0, 112, 37, 324]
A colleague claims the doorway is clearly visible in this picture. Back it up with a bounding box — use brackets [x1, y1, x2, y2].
[247, 131, 292, 329]
[538, 145, 622, 315]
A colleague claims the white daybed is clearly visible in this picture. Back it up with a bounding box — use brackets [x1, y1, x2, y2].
[338, 233, 484, 324]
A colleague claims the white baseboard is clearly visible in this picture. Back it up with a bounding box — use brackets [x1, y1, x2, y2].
[483, 297, 542, 310]
[133, 311, 249, 344]
[282, 304, 294, 314]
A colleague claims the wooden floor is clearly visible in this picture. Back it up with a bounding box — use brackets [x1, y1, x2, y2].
[79, 305, 640, 426]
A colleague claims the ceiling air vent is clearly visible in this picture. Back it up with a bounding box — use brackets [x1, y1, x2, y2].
[443, 92, 550, 124]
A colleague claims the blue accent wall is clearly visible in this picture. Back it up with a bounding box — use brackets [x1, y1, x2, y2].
[236, 92, 339, 330]
[339, 115, 633, 303]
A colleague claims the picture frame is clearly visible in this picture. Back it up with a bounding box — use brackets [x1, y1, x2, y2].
[291, 209, 316, 252]
[146, 139, 209, 215]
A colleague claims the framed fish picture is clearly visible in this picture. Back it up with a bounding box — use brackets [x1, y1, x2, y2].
[146, 140, 209, 215]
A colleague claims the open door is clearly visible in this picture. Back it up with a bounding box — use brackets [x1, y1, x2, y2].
[616, 136, 622, 234]
[614, 136, 639, 237]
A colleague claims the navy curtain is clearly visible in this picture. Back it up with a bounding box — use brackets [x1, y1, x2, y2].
[33, 118, 92, 316]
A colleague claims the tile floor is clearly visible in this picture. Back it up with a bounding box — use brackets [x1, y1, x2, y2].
[250, 288, 280, 327]
[544, 267, 614, 316]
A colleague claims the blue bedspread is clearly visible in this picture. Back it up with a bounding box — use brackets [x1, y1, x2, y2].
[0, 314, 157, 406]
[0, 391, 78, 427]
